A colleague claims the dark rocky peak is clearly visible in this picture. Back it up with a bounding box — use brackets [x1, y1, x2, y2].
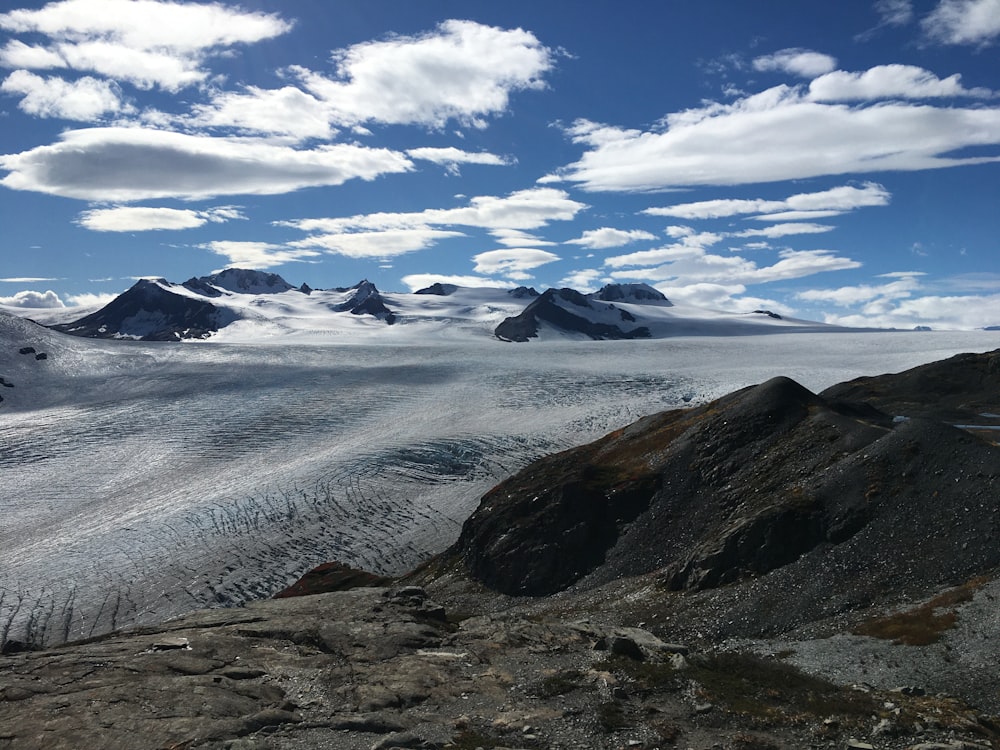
[752, 309, 782, 319]
[328, 280, 396, 323]
[181, 276, 223, 297]
[298, 283, 313, 295]
[553, 287, 592, 307]
[199, 268, 294, 294]
[494, 287, 650, 342]
[51, 278, 237, 341]
[414, 282, 458, 296]
[507, 285, 539, 299]
[591, 283, 671, 305]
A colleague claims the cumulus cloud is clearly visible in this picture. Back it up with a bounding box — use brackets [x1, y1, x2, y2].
[290, 20, 554, 129]
[77, 205, 246, 232]
[1, 70, 129, 120]
[0, 0, 293, 91]
[549, 86, 1000, 192]
[290, 228, 465, 258]
[808, 65, 993, 100]
[0, 127, 413, 201]
[643, 182, 891, 220]
[201, 241, 320, 270]
[752, 48, 837, 77]
[0, 289, 64, 307]
[818, 292, 1000, 329]
[566, 227, 657, 249]
[472, 248, 560, 278]
[922, 0, 1000, 46]
[163, 20, 554, 141]
[400, 273, 511, 291]
[65, 291, 117, 306]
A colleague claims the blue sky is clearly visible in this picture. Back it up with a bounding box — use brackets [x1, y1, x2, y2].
[1, 0, 999, 329]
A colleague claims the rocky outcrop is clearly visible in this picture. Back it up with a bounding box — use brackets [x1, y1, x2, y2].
[3, 584, 994, 750]
[448, 357, 1000, 618]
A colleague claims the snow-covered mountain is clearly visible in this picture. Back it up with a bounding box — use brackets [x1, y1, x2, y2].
[44, 270, 844, 343]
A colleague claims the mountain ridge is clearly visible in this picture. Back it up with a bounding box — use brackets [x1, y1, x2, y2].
[43, 269, 846, 342]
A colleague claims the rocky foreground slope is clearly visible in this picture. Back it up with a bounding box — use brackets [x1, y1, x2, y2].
[1, 350, 998, 749]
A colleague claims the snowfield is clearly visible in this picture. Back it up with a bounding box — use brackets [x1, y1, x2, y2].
[1, 309, 997, 644]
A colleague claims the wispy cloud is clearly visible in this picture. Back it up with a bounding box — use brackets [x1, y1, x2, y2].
[291, 228, 465, 259]
[922, 0, 1000, 46]
[281, 187, 587, 234]
[643, 183, 891, 220]
[201, 240, 320, 270]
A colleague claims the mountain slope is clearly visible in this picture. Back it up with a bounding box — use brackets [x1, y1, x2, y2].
[446, 350, 1000, 628]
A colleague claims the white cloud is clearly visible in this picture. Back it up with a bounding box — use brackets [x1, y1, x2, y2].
[644, 182, 891, 219]
[292, 19, 554, 129]
[202, 241, 320, 270]
[655, 281, 795, 315]
[796, 273, 922, 306]
[752, 48, 837, 77]
[291, 228, 465, 258]
[0, 276, 58, 282]
[551, 88, 1000, 192]
[400, 273, 511, 291]
[490, 229, 556, 247]
[922, 0, 1000, 46]
[558, 268, 605, 291]
[472, 248, 560, 277]
[808, 65, 993, 100]
[406, 147, 511, 175]
[734, 222, 836, 238]
[0, 0, 293, 91]
[0, 127, 413, 201]
[65, 291, 117, 306]
[282, 188, 587, 233]
[604, 230, 723, 268]
[566, 227, 657, 249]
[819, 292, 1000, 329]
[875, 0, 915, 26]
[77, 205, 246, 232]
[1, 70, 129, 120]
[608, 247, 859, 285]
[0, 289, 64, 307]
[182, 85, 337, 141]
[747, 210, 845, 221]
